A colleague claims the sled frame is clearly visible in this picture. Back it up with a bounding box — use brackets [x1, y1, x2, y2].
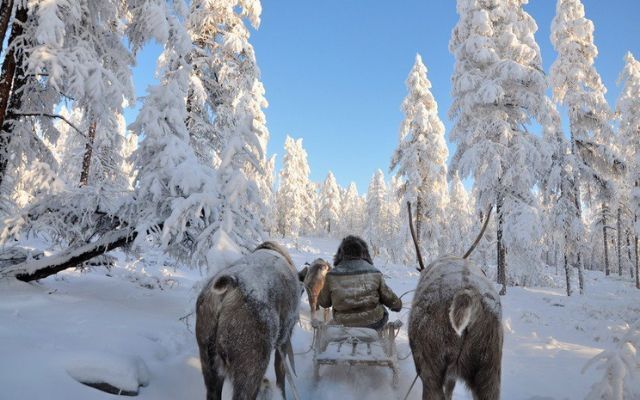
[311, 319, 403, 387]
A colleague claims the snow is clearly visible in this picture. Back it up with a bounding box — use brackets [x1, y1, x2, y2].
[65, 352, 150, 393]
[1, 237, 640, 399]
[206, 229, 243, 274]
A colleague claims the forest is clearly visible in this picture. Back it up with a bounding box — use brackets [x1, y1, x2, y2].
[0, 0, 639, 399]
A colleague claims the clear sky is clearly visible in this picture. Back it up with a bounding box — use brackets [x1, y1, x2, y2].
[126, 0, 640, 195]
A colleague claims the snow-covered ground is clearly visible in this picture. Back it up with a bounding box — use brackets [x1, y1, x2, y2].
[1, 237, 639, 399]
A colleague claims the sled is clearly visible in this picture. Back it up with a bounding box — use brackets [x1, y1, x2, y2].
[311, 318, 403, 387]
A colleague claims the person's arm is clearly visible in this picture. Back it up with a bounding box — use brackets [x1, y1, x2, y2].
[379, 277, 402, 312]
[318, 277, 332, 308]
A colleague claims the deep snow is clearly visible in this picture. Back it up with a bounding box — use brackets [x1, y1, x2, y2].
[1, 236, 639, 399]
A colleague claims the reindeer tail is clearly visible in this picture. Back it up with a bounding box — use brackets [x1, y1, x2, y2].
[449, 290, 479, 336]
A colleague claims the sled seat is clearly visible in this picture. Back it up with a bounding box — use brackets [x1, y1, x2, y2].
[323, 325, 379, 343]
[311, 319, 403, 387]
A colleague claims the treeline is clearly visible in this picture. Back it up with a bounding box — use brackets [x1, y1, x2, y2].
[0, 1, 638, 297]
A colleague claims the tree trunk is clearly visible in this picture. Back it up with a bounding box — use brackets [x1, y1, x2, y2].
[636, 233, 639, 290]
[627, 229, 634, 278]
[3, 227, 138, 282]
[496, 193, 506, 295]
[633, 208, 640, 289]
[564, 246, 571, 296]
[0, 1, 25, 128]
[553, 243, 558, 275]
[0, 0, 14, 57]
[602, 204, 610, 276]
[569, 129, 586, 292]
[0, 4, 28, 187]
[416, 197, 422, 243]
[79, 120, 97, 186]
[577, 252, 585, 295]
[617, 206, 623, 276]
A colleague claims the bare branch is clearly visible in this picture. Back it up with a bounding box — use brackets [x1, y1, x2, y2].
[9, 111, 86, 138]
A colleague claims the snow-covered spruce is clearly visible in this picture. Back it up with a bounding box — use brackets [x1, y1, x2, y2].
[391, 53, 449, 262]
[550, 0, 620, 292]
[447, 172, 474, 257]
[276, 136, 316, 239]
[186, 0, 271, 253]
[616, 52, 640, 287]
[318, 171, 341, 237]
[449, 0, 558, 293]
[338, 182, 365, 239]
[364, 169, 390, 258]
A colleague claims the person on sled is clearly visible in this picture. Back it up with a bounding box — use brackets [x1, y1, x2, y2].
[318, 235, 402, 331]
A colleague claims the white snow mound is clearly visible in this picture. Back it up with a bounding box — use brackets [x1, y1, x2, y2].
[65, 352, 149, 393]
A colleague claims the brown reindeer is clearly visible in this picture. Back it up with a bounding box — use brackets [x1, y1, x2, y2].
[196, 241, 301, 400]
[407, 203, 503, 400]
[298, 258, 332, 321]
[408, 257, 503, 400]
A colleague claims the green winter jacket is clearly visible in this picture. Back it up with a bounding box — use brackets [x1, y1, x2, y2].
[318, 258, 402, 327]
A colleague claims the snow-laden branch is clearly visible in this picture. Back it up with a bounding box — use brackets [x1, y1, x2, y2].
[10, 112, 86, 138]
[1, 227, 138, 282]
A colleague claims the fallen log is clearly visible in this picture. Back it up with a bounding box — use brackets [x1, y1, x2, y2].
[2, 227, 138, 282]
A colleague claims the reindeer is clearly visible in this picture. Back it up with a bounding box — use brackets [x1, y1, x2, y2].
[298, 258, 332, 321]
[196, 242, 301, 400]
[406, 203, 503, 400]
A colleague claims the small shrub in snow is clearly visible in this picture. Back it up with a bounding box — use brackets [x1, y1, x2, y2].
[583, 322, 640, 399]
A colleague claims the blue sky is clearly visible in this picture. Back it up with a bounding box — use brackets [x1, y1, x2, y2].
[127, 0, 640, 195]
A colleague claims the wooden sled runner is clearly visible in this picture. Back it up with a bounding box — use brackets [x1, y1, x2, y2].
[311, 319, 403, 387]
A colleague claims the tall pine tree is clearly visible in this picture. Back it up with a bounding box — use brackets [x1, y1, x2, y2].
[390, 54, 449, 260]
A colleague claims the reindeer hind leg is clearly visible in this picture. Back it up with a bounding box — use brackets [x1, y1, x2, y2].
[230, 358, 269, 400]
[275, 348, 288, 399]
[200, 357, 224, 400]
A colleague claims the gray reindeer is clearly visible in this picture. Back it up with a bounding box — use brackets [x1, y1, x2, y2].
[298, 258, 332, 321]
[196, 242, 301, 400]
[406, 204, 503, 400]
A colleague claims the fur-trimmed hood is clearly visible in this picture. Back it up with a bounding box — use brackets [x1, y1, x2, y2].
[329, 258, 381, 276]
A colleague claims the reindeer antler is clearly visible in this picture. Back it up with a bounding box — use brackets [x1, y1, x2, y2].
[407, 202, 426, 272]
[462, 205, 493, 260]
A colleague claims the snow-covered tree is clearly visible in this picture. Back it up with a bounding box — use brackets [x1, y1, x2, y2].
[447, 172, 474, 256]
[385, 175, 404, 262]
[305, 181, 320, 236]
[186, 0, 267, 165]
[129, 4, 233, 269]
[186, 0, 270, 250]
[364, 170, 388, 257]
[617, 52, 640, 287]
[1, 1, 269, 280]
[318, 171, 341, 236]
[261, 154, 277, 236]
[0, 0, 168, 241]
[52, 106, 85, 186]
[340, 182, 364, 237]
[550, 0, 619, 288]
[277, 136, 315, 239]
[550, 0, 612, 147]
[390, 53, 449, 260]
[541, 104, 585, 295]
[449, 0, 555, 294]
